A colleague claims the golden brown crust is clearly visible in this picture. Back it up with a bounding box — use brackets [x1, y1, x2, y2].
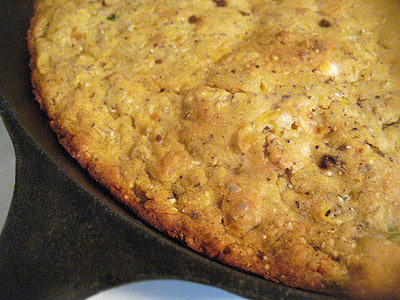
[28, 0, 400, 298]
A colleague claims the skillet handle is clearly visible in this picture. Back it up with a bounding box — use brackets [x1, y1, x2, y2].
[0, 98, 166, 300]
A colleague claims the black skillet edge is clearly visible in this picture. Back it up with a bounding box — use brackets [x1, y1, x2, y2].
[0, 0, 347, 299]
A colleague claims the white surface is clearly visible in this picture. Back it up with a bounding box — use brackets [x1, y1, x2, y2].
[0, 117, 14, 230]
[0, 117, 247, 300]
[88, 280, 247, 300]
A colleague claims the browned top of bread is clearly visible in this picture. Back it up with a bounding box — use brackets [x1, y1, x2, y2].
[28, 0, 400, 298]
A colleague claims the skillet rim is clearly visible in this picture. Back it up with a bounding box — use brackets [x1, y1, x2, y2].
[0, 1, 347, 299]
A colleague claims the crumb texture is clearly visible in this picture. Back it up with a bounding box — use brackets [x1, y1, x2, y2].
[29, 0, 400, 298]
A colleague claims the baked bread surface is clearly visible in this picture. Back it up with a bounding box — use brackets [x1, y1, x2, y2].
[29, 0, 400, 298]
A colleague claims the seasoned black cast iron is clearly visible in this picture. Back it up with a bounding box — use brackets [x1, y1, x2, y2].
[0, 1, 344, 299]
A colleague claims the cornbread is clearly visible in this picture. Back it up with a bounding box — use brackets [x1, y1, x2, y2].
[28, 0, 400, 298]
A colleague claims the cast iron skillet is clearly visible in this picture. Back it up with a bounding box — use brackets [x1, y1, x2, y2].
[0, 1, 345, 299]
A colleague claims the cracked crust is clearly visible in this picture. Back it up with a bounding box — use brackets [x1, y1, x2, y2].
[28, 0, 400, 298]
